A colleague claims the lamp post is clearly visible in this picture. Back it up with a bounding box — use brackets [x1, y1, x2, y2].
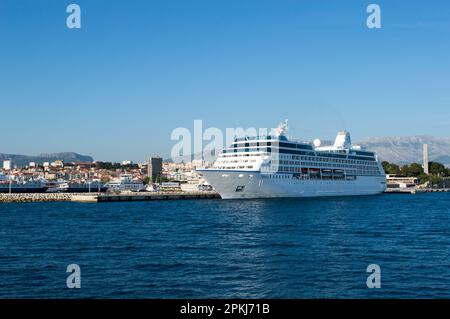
[88, 162, 91, 193]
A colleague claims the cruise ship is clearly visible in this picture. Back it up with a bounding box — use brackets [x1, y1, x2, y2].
[197, 121, 386, 199]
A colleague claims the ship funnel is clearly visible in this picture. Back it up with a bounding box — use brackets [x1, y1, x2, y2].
[334, 131, 352, 148]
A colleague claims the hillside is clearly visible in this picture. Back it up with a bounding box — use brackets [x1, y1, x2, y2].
[356, 136, 450, 166]
[0, 152, 94, 168]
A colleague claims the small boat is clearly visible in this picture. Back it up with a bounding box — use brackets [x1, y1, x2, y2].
[46, 180, 70, 193]
[105, 174, 145, 192]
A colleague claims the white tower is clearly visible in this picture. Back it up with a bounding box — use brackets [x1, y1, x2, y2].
[423, 144, 429, 175]
[3, 160, 12, 171]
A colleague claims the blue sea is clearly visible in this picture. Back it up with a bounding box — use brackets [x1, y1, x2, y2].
[1, 193, 450, 298]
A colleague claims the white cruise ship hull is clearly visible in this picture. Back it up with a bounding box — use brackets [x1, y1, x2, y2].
[199, 170, 386, 199]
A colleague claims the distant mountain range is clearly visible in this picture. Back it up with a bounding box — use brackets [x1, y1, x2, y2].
[356, 136, 450, 167]
[170, 136, 450, 167]
[2, 136, 450, 168]
[0, 152, 94, 168]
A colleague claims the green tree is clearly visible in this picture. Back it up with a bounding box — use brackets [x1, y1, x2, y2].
[429, 162, 447, 176]
[418, 173, 429, 183]
[406, 163, 424, 177]
[400, 165, 410, 176]
[429, 174, 444, 186]
[382, 161, 400, 175]
[143, 176, 151, 185]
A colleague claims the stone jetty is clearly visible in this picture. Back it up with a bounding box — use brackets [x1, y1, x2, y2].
[0, 193, 73, 203]
[0, 191, 220, 203]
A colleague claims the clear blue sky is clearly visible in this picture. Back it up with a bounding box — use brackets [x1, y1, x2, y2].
[1, 0, 449, 162]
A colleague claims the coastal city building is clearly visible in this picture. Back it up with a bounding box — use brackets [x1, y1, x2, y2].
[51, 160, 64, 168]
[146, 157, 163, 182]
[3, 160, 12, 171]
[386, 174, 419, 190]
[0, 154, 216, 194]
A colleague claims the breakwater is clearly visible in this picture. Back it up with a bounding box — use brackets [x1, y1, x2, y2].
[0, 191, 220, 203]
[0, 193, 73, 203]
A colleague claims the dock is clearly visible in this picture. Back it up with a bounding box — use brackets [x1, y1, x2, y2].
[384, 188, 450, 194]
[90, 191, 220, 203]
[0, 191, 220, 203]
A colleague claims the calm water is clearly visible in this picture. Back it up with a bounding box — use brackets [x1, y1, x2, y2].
[1, 193, 450, 298]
